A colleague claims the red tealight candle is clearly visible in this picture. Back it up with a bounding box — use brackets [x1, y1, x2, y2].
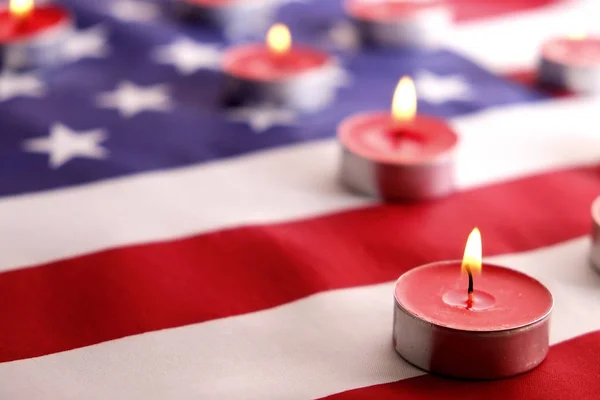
[0, 0, 73, 70]
[344, 0, 452, 48]
[538, 33, 600, 94]
[393, 228, 553, 380]
[338, 76, 458, 201]
[178, 0, 276, 32]
[222, 23, 339, 112]
[590, 196, 600, 272]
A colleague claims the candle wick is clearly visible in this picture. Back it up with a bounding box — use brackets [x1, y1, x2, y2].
[466, 267, 474, 309]
[388, 130, 402, 149]
[388, 120, 410, 149]
[14, 13, 29, 31]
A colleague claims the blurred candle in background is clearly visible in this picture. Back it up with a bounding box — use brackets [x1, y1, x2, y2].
[0, 0, 73, 70]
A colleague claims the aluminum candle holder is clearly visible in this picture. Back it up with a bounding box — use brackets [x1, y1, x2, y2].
[0, 4, 74, 70]
[222, 24, 339, 112]
[591, 196, 600, 272]
[393, 229, 553, 380]
[177, 0, 277, 33]
[344, 0, 452, 48]
[538, 36, 600, 94]
[338, 113, 457, 201]
[338, 77, 458, 202]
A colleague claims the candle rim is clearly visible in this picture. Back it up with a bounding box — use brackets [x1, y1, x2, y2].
[222, 42, 332, 82]
[394, 260, 553, 333]
[338, 111, 458, 165]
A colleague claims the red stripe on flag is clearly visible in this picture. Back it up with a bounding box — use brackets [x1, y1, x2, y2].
[320, 331, 600, 400]
[503, 70, 574, 98]
[0, 165, 598, 362]
[450, 0, 562, 22]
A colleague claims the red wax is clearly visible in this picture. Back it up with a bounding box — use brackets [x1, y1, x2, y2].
[395, 262, 553, 331]
[0, 4, 71, 44]
[222, 44, 330, 81]
[541, 36, 600, 67]
[345, 0, 445, 22]
[338, 112, 457, 165]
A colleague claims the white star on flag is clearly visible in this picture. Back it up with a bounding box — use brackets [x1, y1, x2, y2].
[228, 105, 297, 133]
[327, 21, 360, 51]
[62, 25, 110, 62]
[23, 123, 109, 169]
[414, 71, 472, 104]
[0, 71, 45, 101]
[96, 81, 171, 118]
[154, 38, 221, 75]
[110, 0, 160, 22]
[328, 62, 353, 88]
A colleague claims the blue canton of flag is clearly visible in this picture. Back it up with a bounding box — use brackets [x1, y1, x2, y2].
[0, 0, 549, 197]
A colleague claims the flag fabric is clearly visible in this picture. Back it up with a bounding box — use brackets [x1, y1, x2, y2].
[0, 0, 599, 398]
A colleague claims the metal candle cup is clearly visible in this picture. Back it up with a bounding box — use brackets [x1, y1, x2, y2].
[338, 77, 458, 201]
[344, 0, 452, 48]
[0, 3, 73, 70]
[393, 230, 553, 380]
[222, 24, 338, 112]
[177, 0, 277, 33]
[538, 36, 600, 94]
[590, 196, 600, 272]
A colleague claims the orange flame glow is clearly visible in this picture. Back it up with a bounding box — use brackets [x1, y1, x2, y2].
[267, 23, 292, 55]
[10, 0, 34, 18]
[461, 228, 482, 275]
[392, 76, 417, 123]
[567, 31, 586, 40]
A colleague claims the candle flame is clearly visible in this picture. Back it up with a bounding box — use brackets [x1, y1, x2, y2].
[10, 0, 34, 18]
[267, 23, 292, 55]
[567, 31, 586, 40]
[392, 76, 417, 123]
[461, 228, 482, 275]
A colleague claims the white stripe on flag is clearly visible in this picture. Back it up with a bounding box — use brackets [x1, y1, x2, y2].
[0, 238, 598, 400]
[453, 97, 600, 188]
[451, 0, 600, 71]
[0, 97, 599, 272]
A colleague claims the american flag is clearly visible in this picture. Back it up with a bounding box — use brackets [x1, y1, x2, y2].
[1, 0, 600, 398]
